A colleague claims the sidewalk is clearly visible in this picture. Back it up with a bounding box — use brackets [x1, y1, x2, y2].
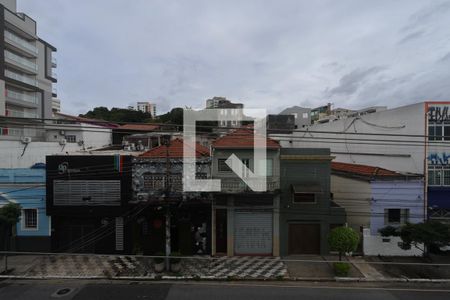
[3, 255, 287, 279]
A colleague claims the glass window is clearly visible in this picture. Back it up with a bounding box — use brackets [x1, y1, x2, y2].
[387, 209, 401, 223]
[65, 135, 76, 143]
[428, 168, 436, 185]
[293, 193, 315, 203]
[218, 159, 231, 172]
[23, 209, 37, 229]
[428, 125, 435, 141]
[444, 125, 450, 141]
[444, 169, 450, 186]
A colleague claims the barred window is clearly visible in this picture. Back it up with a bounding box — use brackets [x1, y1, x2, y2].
[23, 209, 37, 229]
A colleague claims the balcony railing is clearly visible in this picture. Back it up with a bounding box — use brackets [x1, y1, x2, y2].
[51, 71, 57, 79]
[218, 177, 280, 193]
[6, 89, 38, 104]
[6, 109, 38, 118]
[0, 127, 24, 136]
[51, 56, 57, 67]
[5, 69, 38, 86]
[4, 30, 38, 55]
[4, 50, 38, 72]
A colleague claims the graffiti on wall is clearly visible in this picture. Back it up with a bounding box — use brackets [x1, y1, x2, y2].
[427, 152, 450, 165]
[428, 106, 450, 123]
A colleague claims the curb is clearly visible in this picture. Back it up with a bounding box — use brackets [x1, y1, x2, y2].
[2, 275, 450, 283]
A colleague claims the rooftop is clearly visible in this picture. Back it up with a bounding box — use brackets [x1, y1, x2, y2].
[331, 161, 422, 180]
[139, 138, 210, 158]
[212, 128, 280, 149]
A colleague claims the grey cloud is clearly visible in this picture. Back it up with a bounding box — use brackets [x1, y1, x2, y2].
[326, 67, 386, 97]
[398, 30, 424, 44]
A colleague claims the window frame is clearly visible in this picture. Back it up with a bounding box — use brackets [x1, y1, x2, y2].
[292, 192, 316, 204]
[65, 135, 77, 143]
[22, 208, 38, 231]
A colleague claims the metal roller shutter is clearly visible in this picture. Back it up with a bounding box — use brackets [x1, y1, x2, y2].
[234, 210, 273, 255]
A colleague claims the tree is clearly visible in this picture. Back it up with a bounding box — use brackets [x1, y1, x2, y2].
[379, 221, 450, 254]
[80, 106, 154, 123]
[0, 203, 21, 271]
[0, 203, 21, 226]
[328, 226, 360, 261]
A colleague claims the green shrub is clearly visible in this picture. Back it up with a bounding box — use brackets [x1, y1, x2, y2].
[328, 226, 360, 260]
[153, 252, 165, 264]
[333, 262, 351, 277]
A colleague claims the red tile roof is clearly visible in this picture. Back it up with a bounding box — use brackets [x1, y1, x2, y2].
[139, 138, 210, 158]
[331, 161, 416, 179]
[212, 129, 280, 149]
[118, 124, 160, 131]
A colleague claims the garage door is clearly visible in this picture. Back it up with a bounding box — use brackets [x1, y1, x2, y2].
[234, 211, 272, 255]
[288, 224, 320, 254]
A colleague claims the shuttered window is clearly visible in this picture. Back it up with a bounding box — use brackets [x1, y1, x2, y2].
[54, 180, 121, 206]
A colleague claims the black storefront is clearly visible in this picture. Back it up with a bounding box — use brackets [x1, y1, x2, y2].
[46, 155, 133, 254]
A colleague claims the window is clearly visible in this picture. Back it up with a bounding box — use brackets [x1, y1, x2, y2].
[292, 113, 298, 119]
[256, 158, 273, 176]
[293, 193, 315, 203]
[23, 209, 37, 229]
[428, 166, 450, 186]
[385, 209, 409, 225]
[65, 135, 76, 143]
[302, 112, 309, 119]
[218, 159, 231, 172]
[387, 209, 401, 223]
[428, 122, 450, 141]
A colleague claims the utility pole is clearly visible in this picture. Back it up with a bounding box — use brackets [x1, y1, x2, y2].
[164, 136, 171, 270]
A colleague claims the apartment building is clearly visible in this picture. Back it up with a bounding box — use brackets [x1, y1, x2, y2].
[0, 0, 57, 139]
[205, 97, 244, 128]
[136, 101, 156, 117]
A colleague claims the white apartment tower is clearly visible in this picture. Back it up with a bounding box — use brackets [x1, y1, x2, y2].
[136, 101, 156, 118]
[0, 0, 57, 139]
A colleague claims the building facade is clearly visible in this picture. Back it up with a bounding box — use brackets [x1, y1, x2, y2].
[279, 148, 346, 255]
[211, 129, 281, 256]
[0, 166, 50, 251]
[0, 0, 57, 140]
[330, 161, 424, 256]
[46, 155, 133, 253]
[135, 101, 156, 118]
[276, 101, 450, 223]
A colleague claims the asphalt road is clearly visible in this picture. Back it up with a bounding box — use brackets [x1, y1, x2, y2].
[1, 280, 450, 300]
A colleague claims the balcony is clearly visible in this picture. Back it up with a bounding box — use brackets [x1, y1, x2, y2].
[6, 109, 38, 119]
[5, 69, 38, 87]
[51, 71, 57, 79]
[6, 89, 38, 105]
[4, 30, 38, 57]
[218, 177, 280, 193]
[4, 50, 38, 74]
[0, 127, 24, 137]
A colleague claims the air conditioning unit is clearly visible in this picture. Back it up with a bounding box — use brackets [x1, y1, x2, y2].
[21, 137, 32, 144]
[59, 139, 67, 145]
[136, 193, 149, 202]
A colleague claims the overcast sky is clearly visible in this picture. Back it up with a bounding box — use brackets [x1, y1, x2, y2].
[19, 0, 450, 115]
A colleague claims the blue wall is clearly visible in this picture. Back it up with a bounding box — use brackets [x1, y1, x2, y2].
[0, 168, 50, 237]
[370, 179, 424, 235]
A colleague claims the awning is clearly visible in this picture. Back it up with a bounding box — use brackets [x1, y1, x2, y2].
[291, 184, 323, 194]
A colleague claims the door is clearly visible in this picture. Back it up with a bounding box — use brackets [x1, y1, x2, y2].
[288, 224, 320, 254]
[215, 209, 227, 254]
[234, 211, 273, 255]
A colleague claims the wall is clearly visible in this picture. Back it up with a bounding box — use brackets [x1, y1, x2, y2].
[0, 168, 50, 251]
[45, 123, 112, 149]
[0, 0, 17, 12]
[331, 175, 370, 232]
[277, 102, 425, 174]
[370, 179, 424, 235]
[363, 228, 423, 256]
[0, 140, 84, 168]
[279, 148, 346, 255]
